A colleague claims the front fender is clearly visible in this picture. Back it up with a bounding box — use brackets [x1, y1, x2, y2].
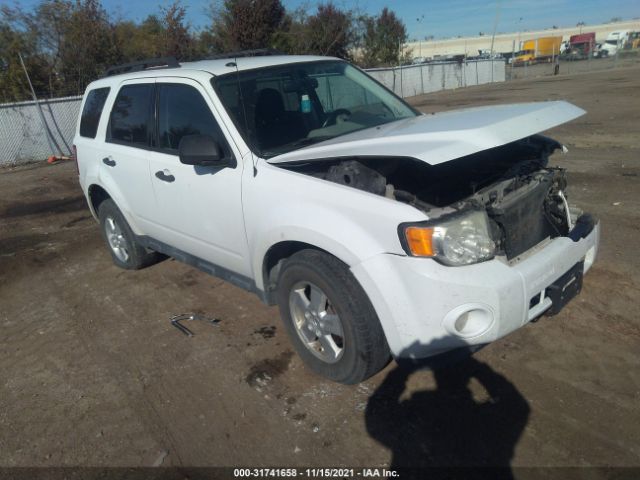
[245, 163, 427, 291]
[251, 216, 374, 292]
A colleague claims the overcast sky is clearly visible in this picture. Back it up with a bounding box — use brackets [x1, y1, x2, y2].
[8, 0, 640, 39]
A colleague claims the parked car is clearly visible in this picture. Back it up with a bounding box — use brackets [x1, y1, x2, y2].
[74, 53, 600, 384]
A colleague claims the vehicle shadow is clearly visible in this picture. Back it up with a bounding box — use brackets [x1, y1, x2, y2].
[365, 342, 530, 477]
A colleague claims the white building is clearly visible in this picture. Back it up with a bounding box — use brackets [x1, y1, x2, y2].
[406, 19, 640, 58]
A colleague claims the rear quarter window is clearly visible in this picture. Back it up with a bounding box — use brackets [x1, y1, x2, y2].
[79, 87, 110, 138]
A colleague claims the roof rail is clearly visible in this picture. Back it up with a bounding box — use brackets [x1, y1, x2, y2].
[103, 57, 180, 77]
[205, 48, 284, 61]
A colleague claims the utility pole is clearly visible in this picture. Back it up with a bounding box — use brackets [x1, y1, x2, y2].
[489, 0, 502, 82]
[510, 39, 515, 79]
[416, 14, 425, 59]
[398, 39, 404, 98]
[489, 0, 502, 56]
[19, 52, 64, 157]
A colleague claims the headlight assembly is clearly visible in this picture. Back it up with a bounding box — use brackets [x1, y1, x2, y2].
[399, 210, 496, 266]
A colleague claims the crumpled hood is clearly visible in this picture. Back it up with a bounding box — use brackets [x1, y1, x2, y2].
[267, 101, 585, 165]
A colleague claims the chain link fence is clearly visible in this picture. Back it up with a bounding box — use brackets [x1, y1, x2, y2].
[0, 95, 82, 167]
[506, 51, 640, 81]
[366, 59, 505, 98]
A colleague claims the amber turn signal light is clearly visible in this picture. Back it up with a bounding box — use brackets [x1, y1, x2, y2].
[405, 226, 435, 257]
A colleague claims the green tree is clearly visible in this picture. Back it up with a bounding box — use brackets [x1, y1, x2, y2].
[304, 3, 356, 58]
[59, 0, 118, 94]
[113, 16, 164, 62]
[0, 20, 50, 101]
[0, 0, 412, 100]
[161, 2, 194, 60]
[270, 8, 306, 54]
[360, 7, 408, 67]
[273, 3, 357, 59]
[206, 0, 286, 52]
[10, 0, 117, 96]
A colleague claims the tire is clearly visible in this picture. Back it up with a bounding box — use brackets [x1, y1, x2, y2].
[276, 249, 390, 384]
[98, 199, 160, 270]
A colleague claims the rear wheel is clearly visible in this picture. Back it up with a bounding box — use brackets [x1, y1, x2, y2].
[98, 199, 160, 269]
[276, 249, 390, 384]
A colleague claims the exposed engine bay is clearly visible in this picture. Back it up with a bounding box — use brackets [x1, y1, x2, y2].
[281, 134, 581, 260]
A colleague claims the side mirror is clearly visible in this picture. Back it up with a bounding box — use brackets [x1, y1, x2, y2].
[178, 134, 234, 168]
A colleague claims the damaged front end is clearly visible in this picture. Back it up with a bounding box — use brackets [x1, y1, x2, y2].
[280, 134, 593, 264]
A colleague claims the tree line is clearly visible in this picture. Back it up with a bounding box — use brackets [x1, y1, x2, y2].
[0, 0, 410, 102]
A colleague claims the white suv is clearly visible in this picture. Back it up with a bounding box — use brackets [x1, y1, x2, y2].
[74, 54, 600, 384]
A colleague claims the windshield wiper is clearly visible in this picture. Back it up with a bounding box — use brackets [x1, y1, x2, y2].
[287, 136, 333, 149]
[262, 136, 333, 157]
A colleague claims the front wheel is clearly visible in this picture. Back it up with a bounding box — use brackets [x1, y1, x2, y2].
[276, 249, 390, 384]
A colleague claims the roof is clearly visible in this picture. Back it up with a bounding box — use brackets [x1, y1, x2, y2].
[181, 55, 335, 76]
[85, 54, 338, 90]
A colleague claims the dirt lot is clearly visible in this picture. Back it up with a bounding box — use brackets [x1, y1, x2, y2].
[1, 65, 639, 472]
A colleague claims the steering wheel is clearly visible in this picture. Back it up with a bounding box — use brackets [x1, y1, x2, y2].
[322, 108, 352, 128]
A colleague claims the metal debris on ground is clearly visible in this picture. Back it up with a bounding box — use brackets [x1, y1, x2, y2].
[170, 313, 220, 337]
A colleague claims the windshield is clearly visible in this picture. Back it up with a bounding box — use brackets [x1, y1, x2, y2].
[212, 60, 418, 158]
[605, 39, 619, 46]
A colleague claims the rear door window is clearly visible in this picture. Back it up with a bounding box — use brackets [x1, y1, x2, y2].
[108, 84, 154, 146]
[79, 87, 110, 138]
[157, 83, 231, 157]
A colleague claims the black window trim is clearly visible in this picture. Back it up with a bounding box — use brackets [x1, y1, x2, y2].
[106, 82, 155, 149]
[105, 80, 236, 167]
[152, 82, 236, 166]
[79, 87, 111, 139]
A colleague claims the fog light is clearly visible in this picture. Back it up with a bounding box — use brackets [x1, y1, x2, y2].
[443, 304, 494, 339]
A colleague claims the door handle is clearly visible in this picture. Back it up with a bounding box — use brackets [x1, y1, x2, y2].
[155, 169, 175, 183]
[102, 157, 116, 167]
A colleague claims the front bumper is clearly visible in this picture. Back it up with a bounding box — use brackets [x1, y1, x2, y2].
[351, 221, 600, 359]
